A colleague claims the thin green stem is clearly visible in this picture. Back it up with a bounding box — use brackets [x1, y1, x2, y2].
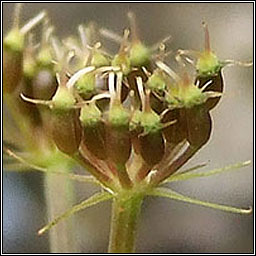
[108, 192, 144, 253]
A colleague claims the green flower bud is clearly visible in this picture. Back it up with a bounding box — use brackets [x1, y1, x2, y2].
[91, 52, 110, 67]
[23, 57, 37, 79]
[196, 23, 222, 77]
[166, 78, 207, 109]
[129, 42, 151, 67]
[37, 47, 53, 69]
[146, 71, 166, 92]
[75, 73, 96, 99]
[80, 103, 101, 126]
[140, 111, 161, 134]
[108, 105, 130, 128]
[181, 84, 207, 108]
[196, 51, 222, 77]
[4, 28, 24, 53]
[52, 86, 76, 111]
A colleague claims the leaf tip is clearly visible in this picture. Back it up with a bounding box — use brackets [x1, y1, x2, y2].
[37, 227, 46, 236]
[242, 206, 253, 215]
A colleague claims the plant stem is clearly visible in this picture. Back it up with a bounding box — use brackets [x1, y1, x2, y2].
[108, 192, 144, 253]
[44, 170, 79, 253]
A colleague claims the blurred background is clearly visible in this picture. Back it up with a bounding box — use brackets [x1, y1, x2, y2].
[3, 2, 253, 253]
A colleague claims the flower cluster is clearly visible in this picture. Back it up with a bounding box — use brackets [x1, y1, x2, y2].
[3, 4, 252, 240]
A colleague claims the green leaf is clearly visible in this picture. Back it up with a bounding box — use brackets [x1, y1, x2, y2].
[164, 161, 251, 183]
[38, 191, 113, 235]
[148, 187, 252, 215]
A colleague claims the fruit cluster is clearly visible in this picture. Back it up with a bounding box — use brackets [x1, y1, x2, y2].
[3, 5, 229, 191]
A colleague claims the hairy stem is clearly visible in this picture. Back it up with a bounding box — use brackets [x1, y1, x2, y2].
[108, 192, 144, 253]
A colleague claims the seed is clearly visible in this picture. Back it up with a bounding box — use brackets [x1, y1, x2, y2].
[186, 105, 212, 147]
[80, 104, 107, 160]
[51, 109, 82, 155]
[51, 86, 82, 155]
[162, 108, 187, 145]
[106, 105, 131, 165]
[139, 131, 165, 166]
